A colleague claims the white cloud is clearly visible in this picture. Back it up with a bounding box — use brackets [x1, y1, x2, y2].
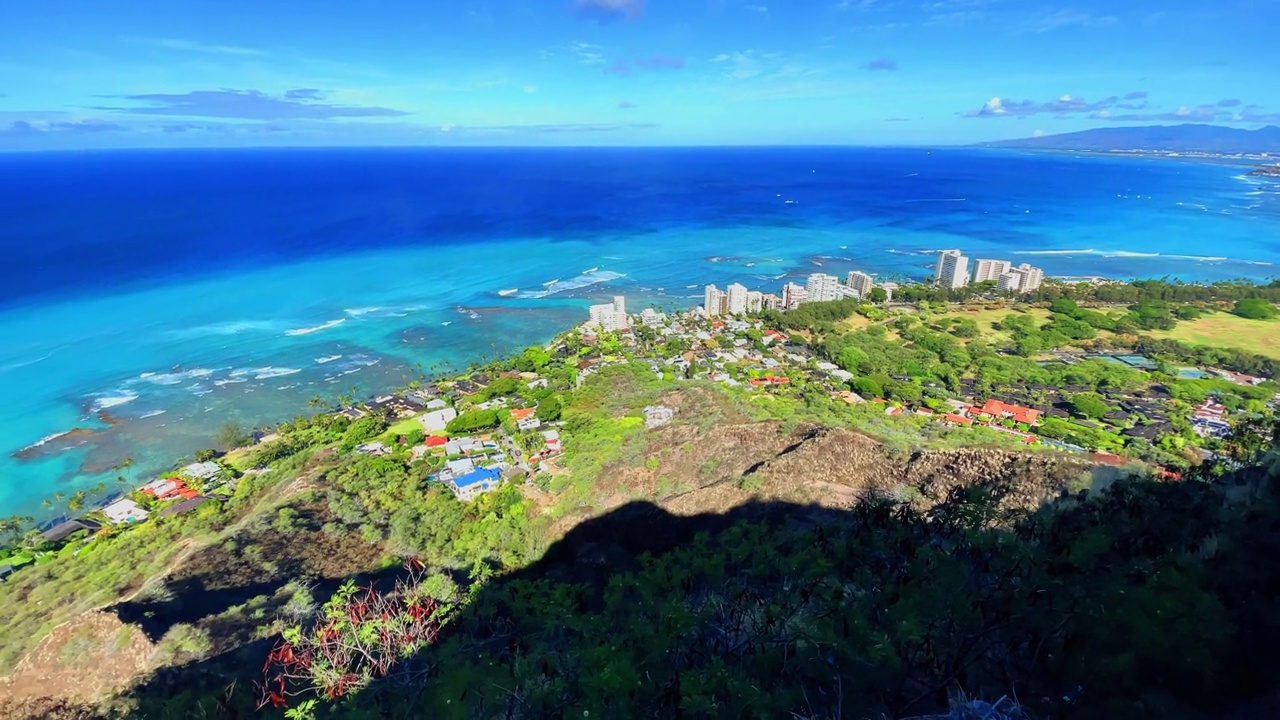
[145, 38, 268, 57]
[523, 85, 539, 94]
[982, 97, 1008, 115]
[570, 41, 605, 65]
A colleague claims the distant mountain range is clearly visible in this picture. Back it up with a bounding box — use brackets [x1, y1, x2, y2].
[980, 123, 1280, 154]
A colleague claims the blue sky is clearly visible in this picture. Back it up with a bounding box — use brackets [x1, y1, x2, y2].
[1, 0, 1277, 149]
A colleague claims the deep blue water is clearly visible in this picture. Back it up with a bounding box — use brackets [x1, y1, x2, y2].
[0, 147, 1277, 516]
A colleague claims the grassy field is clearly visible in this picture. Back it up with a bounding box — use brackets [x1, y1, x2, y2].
[1147, 313, 1280, 359]
[929, 306, 1052, 344]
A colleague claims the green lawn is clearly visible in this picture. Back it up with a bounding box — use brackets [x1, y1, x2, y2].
[930, 306, 1051, 344]
[1147, 314, 1280, 359]
[388, 417, 425, 436]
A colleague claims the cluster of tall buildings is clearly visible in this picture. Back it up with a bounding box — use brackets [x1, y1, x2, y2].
[779, 271, 896, 310]
[587, 296, 629, 331]
[934, 250, 1045, 294]
[703, 283, 779, 317]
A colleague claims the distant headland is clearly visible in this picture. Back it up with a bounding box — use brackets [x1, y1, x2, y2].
[979, 123, 1280, 159]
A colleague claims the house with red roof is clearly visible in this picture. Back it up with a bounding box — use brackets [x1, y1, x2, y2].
[941, 413, 973, 426]
[978, 399, 1041, 426]
[424, 435, 449, 448]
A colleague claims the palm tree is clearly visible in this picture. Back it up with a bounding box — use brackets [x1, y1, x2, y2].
[68, 490, 87, 512]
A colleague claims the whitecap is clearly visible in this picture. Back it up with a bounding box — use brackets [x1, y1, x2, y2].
[254, 367, 302, 380]
[315, 355, 343, 364]
[285, 318, 346, 337]
[92, 393, 140, 411]
[519, 270, 626, 299]
[16, 430, 72, 453]
[140, 410, 167, 419]
[136, 368, 214, 386]
[344, 307, 381, 317]
[176, 320, 281, 338]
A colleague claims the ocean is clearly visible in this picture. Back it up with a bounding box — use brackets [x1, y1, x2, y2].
[1, 147, 1277, 517]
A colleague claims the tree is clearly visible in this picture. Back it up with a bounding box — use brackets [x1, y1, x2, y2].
[446, 409, 503, 434]
[67, 490, 87, 512]
[1232, 297, 1277, 320]
[215, 422, 252, 450]
[1070, 392, 1112, 420]
[194, 448, 218, 463]
[535, 396, 563, 422]
[868, 287, 888, 304]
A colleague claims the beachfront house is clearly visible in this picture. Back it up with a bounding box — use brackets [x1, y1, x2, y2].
[180, 461, 222, 481]
[102, 498, 149, 524]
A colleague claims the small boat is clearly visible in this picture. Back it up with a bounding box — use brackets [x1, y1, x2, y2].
[542, 279, 560, 287]
[582, 267, 598, 274]
[497, 288, 518, 297]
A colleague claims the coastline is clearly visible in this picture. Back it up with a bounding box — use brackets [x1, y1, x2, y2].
[2, 147, 1279, 516]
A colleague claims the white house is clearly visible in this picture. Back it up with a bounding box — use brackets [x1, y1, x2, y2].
[103, 498, 149, 524]
[180, 461, 221, 481]
[419, 407, 459, 432]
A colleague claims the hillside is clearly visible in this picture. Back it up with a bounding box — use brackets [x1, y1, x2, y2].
[980, 123, 1280, 154]
[2, 281, 1280, 719]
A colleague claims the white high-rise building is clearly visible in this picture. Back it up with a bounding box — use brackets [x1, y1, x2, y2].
[1014, 263, 1044, 291]
[761, 293, 781, 311]
[998, 264, 1046, 295]
[726, 283, 749, 315]
[934, 250, 970, 289]
[611, 296, 628, 329]
[806, 273, 842, 303]
[971, 259, 1011, 284]
[782, 282, 808, 310]
[703, 284, 727, 317]
[745, 290, 764, 314]
[588, 303, 623, 331]
[846, 271, 874, 299]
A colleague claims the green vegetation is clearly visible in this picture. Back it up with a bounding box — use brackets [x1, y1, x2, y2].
[1232, 297, 1279, 320]
[2, 277, 1280, 719]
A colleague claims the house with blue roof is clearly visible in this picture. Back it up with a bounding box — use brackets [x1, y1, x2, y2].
[448, 466, 503, 502]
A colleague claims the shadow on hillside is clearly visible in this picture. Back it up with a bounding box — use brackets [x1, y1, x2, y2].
[23, 468, 1280, 720]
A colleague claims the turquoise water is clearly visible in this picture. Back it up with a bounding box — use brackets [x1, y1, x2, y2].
[1, 147, 1277, 517]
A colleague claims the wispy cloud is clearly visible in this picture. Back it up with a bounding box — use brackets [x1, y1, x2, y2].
[136, 37, 268, 57]
[575, 0, 645, 22]
[638, 53, 686, 69]
[863, 57, 897, 71]
[1027, 9, 1118, 32]
[1098, 104, 1280, 123]
[569, 42, 606, 65]
[4, 118, 126, 135]
[603, 60, 633, 76]
[966, 92, 1280, 123]
[437, 121, 659, 134]
[93, 89, 409, 120]
[618, 101, 637, 109]
[965, 92, 1148, 118]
